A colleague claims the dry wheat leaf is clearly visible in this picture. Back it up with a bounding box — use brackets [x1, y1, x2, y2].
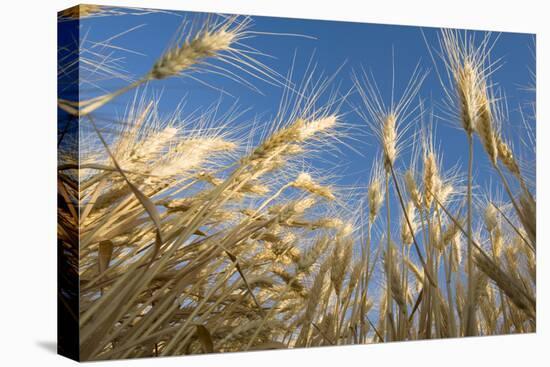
[196, 325, 214, 353]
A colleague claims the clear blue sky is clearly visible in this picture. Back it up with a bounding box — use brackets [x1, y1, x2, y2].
[70, 6, 536, 210]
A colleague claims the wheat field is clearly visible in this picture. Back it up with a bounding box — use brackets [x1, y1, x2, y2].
[57, 5, 536, 361]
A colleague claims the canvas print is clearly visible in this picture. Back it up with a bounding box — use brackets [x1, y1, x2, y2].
[57, 4, 536, 361]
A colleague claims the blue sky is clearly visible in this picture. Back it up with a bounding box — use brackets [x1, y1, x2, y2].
[68, 6, 536, 214]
